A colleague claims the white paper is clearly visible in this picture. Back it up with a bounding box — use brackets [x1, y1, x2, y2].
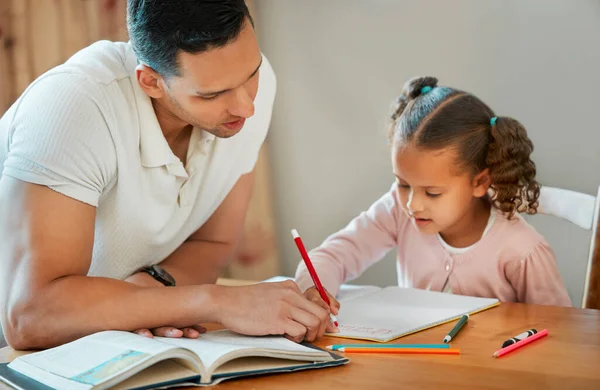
[336, 284, 381, 302]
[260, 276, 381, 302]
[260, 276, 294, 283]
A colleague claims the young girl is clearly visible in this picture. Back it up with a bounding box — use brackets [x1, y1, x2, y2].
[296, 76, 571, 321]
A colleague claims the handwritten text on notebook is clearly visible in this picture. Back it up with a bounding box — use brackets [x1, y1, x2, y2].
[338, 325, 395, 336]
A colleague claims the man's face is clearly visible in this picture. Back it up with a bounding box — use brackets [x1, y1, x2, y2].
[158, 20, 262, 138]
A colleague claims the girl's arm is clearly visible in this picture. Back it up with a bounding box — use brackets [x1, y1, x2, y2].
[295, 185, 402, 296]
[505, 241, 572, 307]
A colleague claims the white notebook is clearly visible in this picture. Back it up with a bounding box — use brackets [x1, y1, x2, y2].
[262, 276, 499, 343]
[331, 286, 499, 342]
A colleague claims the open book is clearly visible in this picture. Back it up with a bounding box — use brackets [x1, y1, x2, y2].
[332, 285, 500, 342]
[0, 330, 348, 389]
[262, 276, 500, 343]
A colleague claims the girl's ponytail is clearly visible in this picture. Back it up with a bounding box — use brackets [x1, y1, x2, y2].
[487, 116, 540, 218]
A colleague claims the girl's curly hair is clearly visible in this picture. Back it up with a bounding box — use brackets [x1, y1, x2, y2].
[389, 76, 540, 218]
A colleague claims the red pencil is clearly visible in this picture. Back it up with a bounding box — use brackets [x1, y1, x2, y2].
[291, 229, 339, 327]
[493, 329, 549, 358]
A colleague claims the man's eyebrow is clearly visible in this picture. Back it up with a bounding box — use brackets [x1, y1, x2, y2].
[196, 57, 263, 96]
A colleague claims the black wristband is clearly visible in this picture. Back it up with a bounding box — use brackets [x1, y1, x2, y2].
[139, 265, 176, 287]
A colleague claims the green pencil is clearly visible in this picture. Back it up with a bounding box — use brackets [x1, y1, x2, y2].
[443, 314, 469, 343]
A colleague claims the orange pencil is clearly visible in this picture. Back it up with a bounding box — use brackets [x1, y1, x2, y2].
[337, 347, 460, 355]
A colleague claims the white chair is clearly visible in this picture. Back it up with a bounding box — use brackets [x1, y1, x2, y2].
[537, 185, 600, 309]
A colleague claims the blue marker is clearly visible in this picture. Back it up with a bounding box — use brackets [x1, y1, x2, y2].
[326, 344, 449, 351]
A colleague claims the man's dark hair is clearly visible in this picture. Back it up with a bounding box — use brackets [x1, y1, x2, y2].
[127, 0, 253, 77]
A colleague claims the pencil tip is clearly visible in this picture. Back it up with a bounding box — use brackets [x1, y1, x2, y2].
[325, 345, 332, 350]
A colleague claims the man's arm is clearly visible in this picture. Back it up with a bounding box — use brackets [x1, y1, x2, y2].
[0, 177, 329, 350]
[0, 177, 219, 349]
[129, 170, 256, 287]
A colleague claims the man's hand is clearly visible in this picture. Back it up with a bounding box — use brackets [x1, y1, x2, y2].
[304, 287, 340, 333]
[216, 281, 330, 343]
[133, 325, 206, 339]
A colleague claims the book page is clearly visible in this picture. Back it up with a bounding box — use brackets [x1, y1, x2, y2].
[157, 330, 328, 372]
[112, 360, 199, 390]
[10, 331, 178, 388]
[213, 356, 313, 376]
[334, 286, 499, 341]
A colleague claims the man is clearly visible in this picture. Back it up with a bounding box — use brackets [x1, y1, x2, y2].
[0, 0, 331, 350]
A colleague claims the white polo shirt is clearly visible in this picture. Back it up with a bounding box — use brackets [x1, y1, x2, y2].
[0, 41, 276, 280]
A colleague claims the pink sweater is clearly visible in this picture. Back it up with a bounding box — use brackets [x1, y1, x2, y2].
[295, 185, 572, 307]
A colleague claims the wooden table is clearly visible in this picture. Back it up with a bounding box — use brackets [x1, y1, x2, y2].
[2, 284, 600, 389]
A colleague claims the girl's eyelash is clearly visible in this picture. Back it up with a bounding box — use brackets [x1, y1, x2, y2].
[398, 183, 441, 197]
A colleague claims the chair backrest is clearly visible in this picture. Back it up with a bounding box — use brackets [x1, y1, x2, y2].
[537, 187, 596, 229]
[537, 185, 600, 309]
[582, 186, 600, 309]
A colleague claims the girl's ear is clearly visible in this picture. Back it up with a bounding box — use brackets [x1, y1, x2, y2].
[472, 168, 491, 198]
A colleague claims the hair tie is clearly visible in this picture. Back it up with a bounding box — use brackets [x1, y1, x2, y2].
[420, 86, 433, 95]
[490, 117, 497, 126]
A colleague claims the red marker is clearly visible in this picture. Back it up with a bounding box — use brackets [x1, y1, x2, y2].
[291, 229, 339, 327]
[493, 329, 549, 358]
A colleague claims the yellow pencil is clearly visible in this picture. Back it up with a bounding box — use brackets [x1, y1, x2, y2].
[337, 347, 460, 355]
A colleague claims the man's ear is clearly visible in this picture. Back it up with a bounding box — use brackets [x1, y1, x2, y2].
[472, 168, 491, 198]
[136, 64, 166, 99]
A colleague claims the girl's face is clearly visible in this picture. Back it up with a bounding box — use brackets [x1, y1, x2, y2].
[392, 141, 490, 239]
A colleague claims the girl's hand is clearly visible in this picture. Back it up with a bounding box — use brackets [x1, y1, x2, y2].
[303, 287, 341, 333]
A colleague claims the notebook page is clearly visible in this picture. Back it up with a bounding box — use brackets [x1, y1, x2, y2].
[334, 286, 499, 341]
[261, 276, 381, 301]
[10, 331, 177, 388]
[157, 330, 328, 371]
[260, 276, 294, 283]
[336, 284, 381, 302]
